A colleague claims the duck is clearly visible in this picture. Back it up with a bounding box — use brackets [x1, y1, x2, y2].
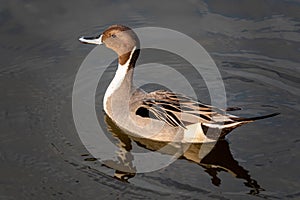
[79, 24, 279, 143]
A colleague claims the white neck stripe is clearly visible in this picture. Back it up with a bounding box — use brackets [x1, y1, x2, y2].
[121, 46, 137, 68]
[103, 46, 137, 113]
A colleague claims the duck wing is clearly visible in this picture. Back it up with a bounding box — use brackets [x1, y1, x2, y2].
[135, 90, 226, 128]
[135, 90, 279, 138]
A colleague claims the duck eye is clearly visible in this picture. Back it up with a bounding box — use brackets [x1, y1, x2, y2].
[111, 34, 116, 38]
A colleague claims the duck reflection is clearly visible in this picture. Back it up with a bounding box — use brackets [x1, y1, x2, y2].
[101, 115, 263, 194]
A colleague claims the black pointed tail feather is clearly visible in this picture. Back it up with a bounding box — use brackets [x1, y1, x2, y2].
[208, 113, 280, 140]
[233, 112, 280, 122]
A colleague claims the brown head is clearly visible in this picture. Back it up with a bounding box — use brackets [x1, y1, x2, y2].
[79, 25, 140, 66]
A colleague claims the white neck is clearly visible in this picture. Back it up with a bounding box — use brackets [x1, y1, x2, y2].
[103, 46, 136, 113]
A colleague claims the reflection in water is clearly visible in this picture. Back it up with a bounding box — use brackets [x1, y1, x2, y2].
[100, 115, 263, 195]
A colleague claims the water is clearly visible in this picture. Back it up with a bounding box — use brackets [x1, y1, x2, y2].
[1, 0, 300, 199]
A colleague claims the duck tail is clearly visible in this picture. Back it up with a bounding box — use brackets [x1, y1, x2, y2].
[234, 112, 280, 122]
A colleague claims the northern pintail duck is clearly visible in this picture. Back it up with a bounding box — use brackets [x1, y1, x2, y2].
[79, 25, 278, 143]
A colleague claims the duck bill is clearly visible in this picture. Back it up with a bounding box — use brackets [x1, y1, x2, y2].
[79, 34, 103, 45]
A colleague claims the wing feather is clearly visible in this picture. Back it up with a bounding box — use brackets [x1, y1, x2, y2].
[134, 90, 278, 138]
[136, 90, 230, 128]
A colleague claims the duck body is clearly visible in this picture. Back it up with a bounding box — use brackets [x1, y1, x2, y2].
[79, 25, 278, 143]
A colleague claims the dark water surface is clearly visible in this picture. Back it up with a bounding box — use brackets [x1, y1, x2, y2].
[1, 0, 300, 199]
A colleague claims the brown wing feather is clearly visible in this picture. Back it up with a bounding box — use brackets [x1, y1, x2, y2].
[134, 90, 279, 138]
[136, 90, 231, 128]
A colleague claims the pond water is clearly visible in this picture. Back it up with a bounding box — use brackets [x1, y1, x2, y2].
[1, 0, 300, 199]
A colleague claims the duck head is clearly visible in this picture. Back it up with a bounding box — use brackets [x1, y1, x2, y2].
[79, 25, 140, 65]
